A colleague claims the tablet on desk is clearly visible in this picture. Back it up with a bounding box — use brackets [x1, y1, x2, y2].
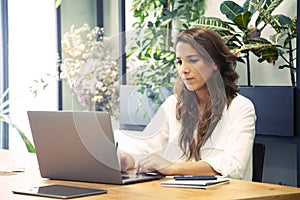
[12, 184, 107, 199]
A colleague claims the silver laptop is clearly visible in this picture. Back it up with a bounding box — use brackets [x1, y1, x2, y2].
[27, 111, 164, 185]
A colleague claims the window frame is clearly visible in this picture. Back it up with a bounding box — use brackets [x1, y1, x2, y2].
[0, 0, 9, 149]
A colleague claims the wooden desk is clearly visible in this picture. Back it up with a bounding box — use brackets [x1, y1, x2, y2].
[1, 170, 300, 199]
[1, 150, 300, 200]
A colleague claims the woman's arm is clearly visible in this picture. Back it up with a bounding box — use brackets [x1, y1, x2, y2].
[165, 161, 220, 176]
[201, 95, 256, 179]
[136, 153, 220, 176]
[117, 95, 177, 171]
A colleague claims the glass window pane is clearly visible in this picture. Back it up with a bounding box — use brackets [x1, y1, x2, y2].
[7, 0, 58, 151]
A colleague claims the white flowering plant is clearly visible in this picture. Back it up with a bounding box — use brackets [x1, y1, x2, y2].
[60, 24, 119, 116]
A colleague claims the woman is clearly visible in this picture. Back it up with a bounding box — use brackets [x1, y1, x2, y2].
[119, 28, 256, 180]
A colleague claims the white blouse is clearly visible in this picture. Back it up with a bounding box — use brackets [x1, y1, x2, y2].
[116, 93, 256, 180]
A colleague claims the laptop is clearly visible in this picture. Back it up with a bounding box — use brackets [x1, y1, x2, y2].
[27, 111, 164, 185]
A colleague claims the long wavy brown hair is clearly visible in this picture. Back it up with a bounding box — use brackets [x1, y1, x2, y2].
[173, 28, 239, 161]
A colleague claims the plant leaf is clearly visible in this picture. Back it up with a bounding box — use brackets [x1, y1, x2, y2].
[278, 64, 291, 69]
[270, 31, 288, 44]
[0, 87, 9, 104]
[55, 0, 63, 8]
[273, 14, 292, 29]
[160, 18, 172, 26]
[0, 114, 35, 153]
[233, 40, 279, 54]
[225, 34, 244, 49]
[190, 17, 235, 36]
[243, 0, 261, 14]
[12, 124, 35, 153]
[254, 0, 284, 26]
[233, 11, 251, 31]
[251, 3, 277, 30]
[220, 1, 244, 21]
[145, 47, 152, 58]
[264, 0, 284, 14]
[257, 46, 279, 63]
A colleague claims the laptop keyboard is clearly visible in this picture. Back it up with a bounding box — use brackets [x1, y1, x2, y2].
[121, 172, 143, 180]
[121, 172, 162, 180]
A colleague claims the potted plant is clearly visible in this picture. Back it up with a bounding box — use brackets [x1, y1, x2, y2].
[189, 0, 296, 137]
[251, 1, 297, 87]
[0, 88, 35, 153]
[121, 0, 206, 129]
[190, 0, 296, 87]
[127, 0, 206, 101]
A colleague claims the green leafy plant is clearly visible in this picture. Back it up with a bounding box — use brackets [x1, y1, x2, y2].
[128, 0, 206, 108]
[0, 88, 35, 153]
[55, 0, 63, 8]
[251, 1, 297, 86]
[190, 0, 296, 86]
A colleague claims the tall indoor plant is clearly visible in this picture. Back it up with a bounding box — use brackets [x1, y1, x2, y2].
[190, 0, 296, 86]
[127, 0, 206, 110]
[251, 1, 297, 86]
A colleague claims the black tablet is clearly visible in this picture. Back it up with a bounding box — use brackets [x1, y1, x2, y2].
[12, 184, 107, 199]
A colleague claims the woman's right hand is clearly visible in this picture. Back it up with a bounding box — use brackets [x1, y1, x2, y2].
[118, 153, 135, 171]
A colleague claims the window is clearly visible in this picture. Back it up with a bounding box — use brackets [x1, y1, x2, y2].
[5, 0, 58, 151]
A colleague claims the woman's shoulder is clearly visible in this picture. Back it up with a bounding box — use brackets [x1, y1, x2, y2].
[230, 93, 255, 110]
[159, 94, 178, 112]
[162, 94, 178, 104]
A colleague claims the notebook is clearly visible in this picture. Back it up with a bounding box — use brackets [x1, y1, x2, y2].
[27, 111, 164, 185]
[161, 177, 230, 189]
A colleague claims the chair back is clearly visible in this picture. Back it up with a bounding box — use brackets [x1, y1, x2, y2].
[252, 143, 266, 182]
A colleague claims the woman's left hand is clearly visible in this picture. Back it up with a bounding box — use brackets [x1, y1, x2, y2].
[137, 153, 173, 175]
